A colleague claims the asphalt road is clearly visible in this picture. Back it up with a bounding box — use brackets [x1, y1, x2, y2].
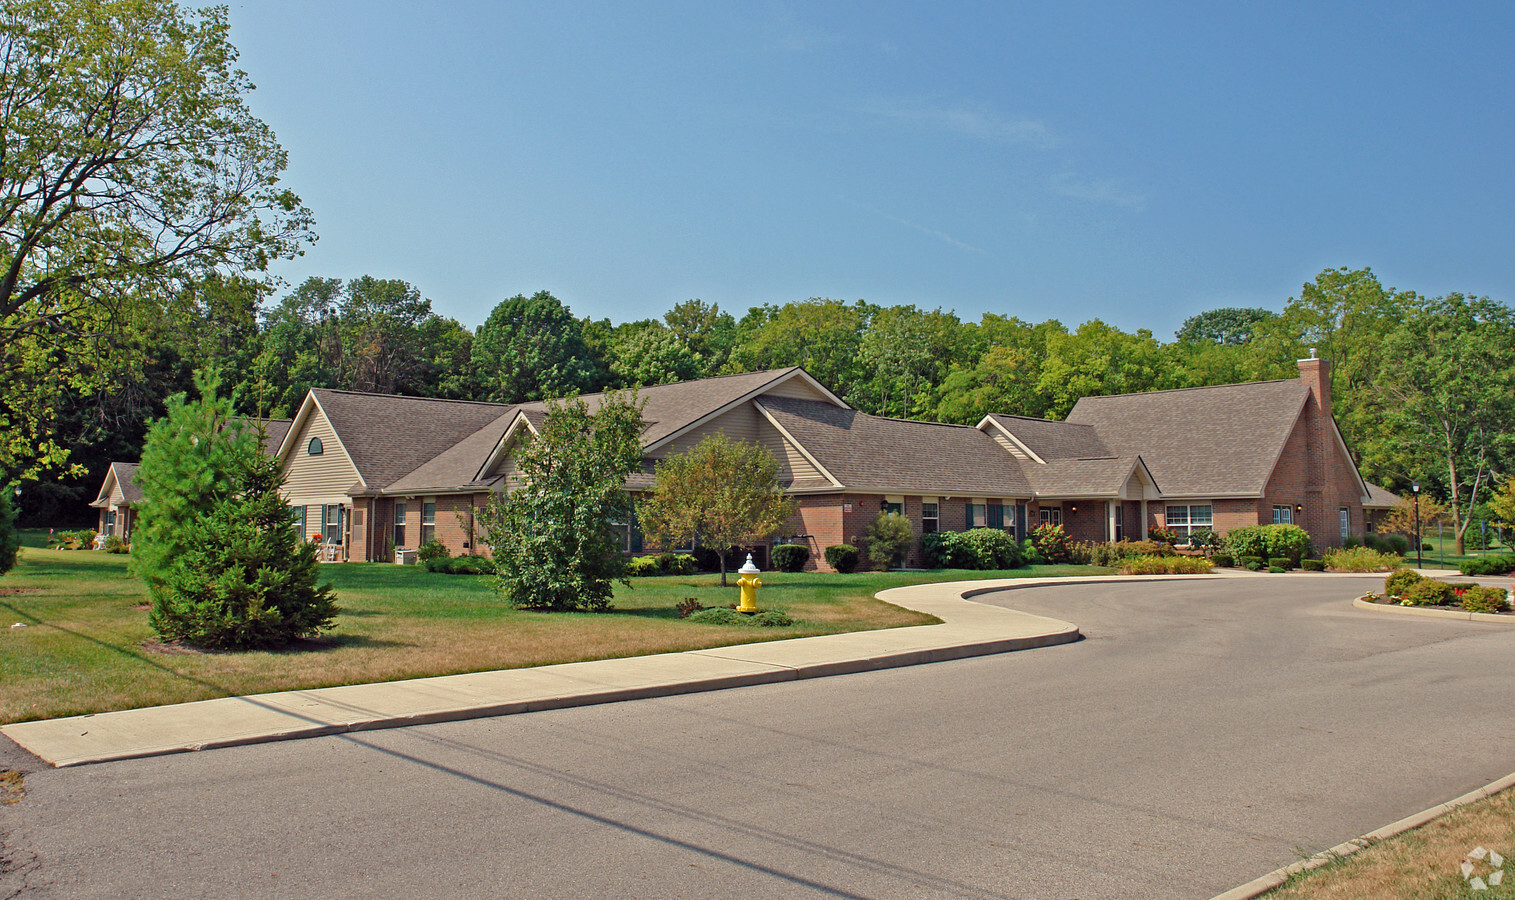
[3, 575, 1513, 899]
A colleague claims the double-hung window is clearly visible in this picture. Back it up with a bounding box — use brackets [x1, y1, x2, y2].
[1038, 506, 1062, 526]
[921, 502, 940, 534]
[968, 502, 987, 529]
[1339, 507, 1350, 541]
[393, 502, 407, 548]
[420, 501, 436, 545]
[324, 505, 344, 545]
[1271, 505, 1292, 525]
[1165, 504, 1213, 541]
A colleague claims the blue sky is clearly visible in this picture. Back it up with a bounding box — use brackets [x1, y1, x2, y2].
[226, 1, 1515, 338]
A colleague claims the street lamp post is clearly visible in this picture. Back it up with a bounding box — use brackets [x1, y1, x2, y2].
[1413, 482, 1421, 568]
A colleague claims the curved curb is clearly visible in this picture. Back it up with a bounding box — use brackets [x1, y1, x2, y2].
[1210, 770, 1515, 900]
[1352, 596, 1515, 625]
[0, 575, 1089, 768]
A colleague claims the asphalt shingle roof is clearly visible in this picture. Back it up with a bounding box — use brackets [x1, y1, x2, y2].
[758, 397, 1032, 496]
[514, 367, 812, 448]
[112, 462, 143, 504]
[310, 389, 514, 490]
[1363, 482, 1400, 509]
[984, 414, 1112, 460]
[1020, 457, 1145, 498]
[1066, 379, 1309, 497]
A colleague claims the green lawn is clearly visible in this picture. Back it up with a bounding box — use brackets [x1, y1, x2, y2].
[1412, 530, 1510, 570]
[0, 543, 1110, 724]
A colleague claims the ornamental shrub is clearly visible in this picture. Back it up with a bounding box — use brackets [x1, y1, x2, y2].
[655, 552, 697, 576]
[959, 528, 1022, 569]
[627, 555, 663, 576]
[417, 539, 450, 563]
[1384, 567, 1425, 598]
[1261, 525, 1312, 565]
[1459, 553, 1515, 576]
[1020, 538, 1047, 566]
[1238, 555, 1264, 570]
[864, 512, 913, 570]
[1120, 555, 1212, 575]
[1210, 553, 1234, 568]
[771, 543, 810, 573]
[1401, 579, 1454, 607]
[426, 554, 494, 575]
[102, 534, 129, 554]
[1323, 547, 1402, 573]
[1147, 525, 1179, 544]
[1366, 533, 1410, 556]
[1187, 528, 1223, 552]
[1267, 566, 1285, 573]
[920, 531, 955, 569]
[1030, 524, 1071, 564]
[1461, 586, 1510, 613]
[1268, 557, 1293, 571]
[1225, 526, 1266, 561]
[684, 607, 794, 627]
[824, 543, 859, 573]
[1300, 559, 1325, 571]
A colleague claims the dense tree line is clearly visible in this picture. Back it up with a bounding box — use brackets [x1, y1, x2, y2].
[19, 266, 1514, 545]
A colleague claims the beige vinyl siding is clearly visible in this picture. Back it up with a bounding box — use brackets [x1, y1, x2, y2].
[499, 447, 525, 492]
[989, 430, 1031, 460]
[108, 480, 126, 505]
[655, 402, 822, 482]
[281, 406, 362, 504]
[1125, 471, 1144, 499]
[762, 377, 833, 403]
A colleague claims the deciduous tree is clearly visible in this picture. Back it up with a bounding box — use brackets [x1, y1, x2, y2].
[0, 0, 313, 478]
[637, 433, 796, 585]
[473, 291, 597, 402]
[480, 391, 644, 610]
[1373, 294, 1515, 553]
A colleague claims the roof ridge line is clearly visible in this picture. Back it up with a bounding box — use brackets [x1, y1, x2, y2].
[313, 387, 516, 410]
[1074, 378, 1300, 401]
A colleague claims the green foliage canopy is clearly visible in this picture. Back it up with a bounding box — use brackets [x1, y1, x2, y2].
[480, 390, 644, 611]
[473, 291, 598, 402]
[0, 0, 313, 480]
[637, 433, 797, 585]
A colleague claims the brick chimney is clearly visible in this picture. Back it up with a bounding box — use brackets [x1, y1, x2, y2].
[1297, 350, 1332, 416]
[1296, 350, 1333, 542]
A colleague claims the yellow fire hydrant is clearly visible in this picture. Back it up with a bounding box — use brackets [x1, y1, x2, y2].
[736, 553, 763, 612]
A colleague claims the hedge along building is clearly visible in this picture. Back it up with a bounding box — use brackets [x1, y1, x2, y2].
[272, 355, 1376, 570]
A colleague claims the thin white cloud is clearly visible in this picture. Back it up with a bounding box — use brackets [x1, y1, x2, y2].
[1050, 173, 1147, 210]
[861, 97, 1055, 149]
[842, 197, 988, 255]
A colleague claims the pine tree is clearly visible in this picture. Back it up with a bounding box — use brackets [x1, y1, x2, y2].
[133, 372, 337, 648]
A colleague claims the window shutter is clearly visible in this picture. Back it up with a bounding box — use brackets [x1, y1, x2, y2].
[988, 503, 1004, 529]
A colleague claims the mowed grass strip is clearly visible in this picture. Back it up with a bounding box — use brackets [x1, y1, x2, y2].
[1266, 788, 1515, 899]
[0, 543, 1108, 724]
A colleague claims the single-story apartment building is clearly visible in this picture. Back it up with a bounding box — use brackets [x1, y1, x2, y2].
[89, 418, 292, 542]
[246, 354, 1380, 570]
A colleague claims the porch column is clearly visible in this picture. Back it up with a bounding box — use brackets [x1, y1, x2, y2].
[1140, 499, 1148, 539]
[1107, 500, 1118, 544]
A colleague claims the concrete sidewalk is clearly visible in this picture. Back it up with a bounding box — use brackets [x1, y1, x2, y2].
[0, 573, 1264, 768]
